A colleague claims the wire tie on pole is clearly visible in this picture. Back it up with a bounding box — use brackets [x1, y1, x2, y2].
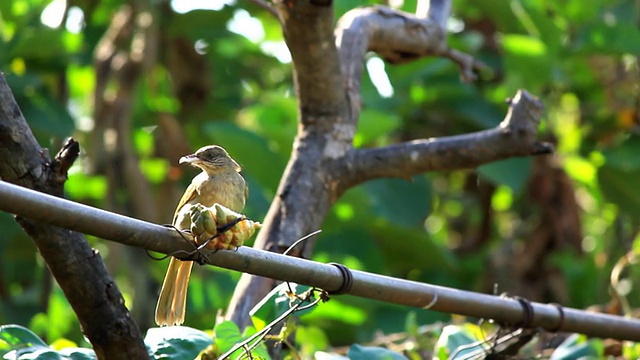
[422, 292, 438, 310]
[548, 302, 565, 332]
[327, 262, 353, 295]
[513, 296, 534, 328]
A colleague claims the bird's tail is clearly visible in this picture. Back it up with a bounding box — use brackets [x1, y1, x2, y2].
[155, 257, 193, 326]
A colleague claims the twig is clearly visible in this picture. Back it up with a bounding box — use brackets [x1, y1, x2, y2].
[219, 288, 323, 359]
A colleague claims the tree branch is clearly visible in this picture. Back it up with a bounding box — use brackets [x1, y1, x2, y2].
[0, 73, 148, 359]
[92, 4, 162, 329]
[337, 89, 552, 192]
[336, 3, 483, 122]
[280, 0, 348, 130]
[226, 0, 353, 328]
[0, 180, 639, 341]
[416, 0, 451, 23]
[228, 0, 491, 329]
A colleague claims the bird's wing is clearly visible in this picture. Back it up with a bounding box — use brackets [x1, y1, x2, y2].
[244, 181, 249, 204]
[172, 182, 199, 225]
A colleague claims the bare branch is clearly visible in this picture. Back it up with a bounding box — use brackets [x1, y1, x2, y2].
[444, 47, 484, 82]
[337, 90, 552, 191]
[336, 5, 483, 122]
[0, 180, 639, 341]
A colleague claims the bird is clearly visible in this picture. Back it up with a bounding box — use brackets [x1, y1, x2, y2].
[155, 145, 247, 326]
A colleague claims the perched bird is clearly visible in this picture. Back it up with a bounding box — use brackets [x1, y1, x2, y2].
[155, 145, 247, 326]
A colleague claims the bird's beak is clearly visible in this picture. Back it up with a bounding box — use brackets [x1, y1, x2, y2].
[179, 154, 199, 164]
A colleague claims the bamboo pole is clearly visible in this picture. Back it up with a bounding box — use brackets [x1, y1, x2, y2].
[0, 180, 639, 341]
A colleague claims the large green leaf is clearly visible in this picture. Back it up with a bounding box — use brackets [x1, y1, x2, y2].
[302, 299, 367, 327]
[576, 22, 640, 55]
[213, 321, 243, 355]
[144, 326, 213, 359]
[240, 96, 297, 156]
[0, 325, 96, 360]
[12, 28, 68, 63]
[373, 222, 455, 273]
[58, 348, 97, 360]
[598, 164, 640, 216]
[356, 109, 401, 147]
[18, 93, 75, 138]
[477, 157, 532, 193]
[0, 324, 48, 351]
[314, 226, 386, 273]
[434, 324, 485, 360]
[348, 344, 408, 360]
[362, 175, 432, 227]
[501, 34, 554, 92]
[550, 333, 602, 360]
[602, 135, 640, 171]
[445, 95, 504, 129]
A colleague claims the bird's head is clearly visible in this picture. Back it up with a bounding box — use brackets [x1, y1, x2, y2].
[179, 145, 241, 173]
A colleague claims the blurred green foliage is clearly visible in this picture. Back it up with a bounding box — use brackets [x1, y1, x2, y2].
[0, 0, 639, 357]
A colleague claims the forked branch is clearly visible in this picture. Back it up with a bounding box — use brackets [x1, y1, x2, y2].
[337, 89, 552, 192]
[336, 0, 484, 122]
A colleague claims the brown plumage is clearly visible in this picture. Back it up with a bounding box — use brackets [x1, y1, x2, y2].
[155, 145, 247, 326]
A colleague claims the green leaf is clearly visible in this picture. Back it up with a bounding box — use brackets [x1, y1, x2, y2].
[65, 173, 107, 201]
[0, 324, 48, 348]
[240, 96, 297, 156]
[58, 348, 97, 360]
[302, 299, 366, 326]
[44, 289, 74, 345]
[598, 164, 640, 216]
[19, 91, 75, 138]
[404, 312, 419, 337]
[434, 325, 484, 360]
[144, 326, 213, 359]
[133, 128, 155, 157]
[550, 333, 601, 360]
[295, 326, 329, 355]
[374, 222, 455, 272]
[355, 110, 400, 147]
[362, 175, 432, 227]
[139, 158, 170, 184]
[577, 22, 640, 55]
[248, 282, 281, 321]
[240, 326, 270, 360]
[447, 95, 505, 129]
[12, 347, 63, 360]
[213, 321, 243, 354]
[501, 34, 553, 91]
[602, 135, 640, 171]
[477, 157, 532, 193]
[12, 28, 68, 63]
[502, 34, 547, 57]
[314, 226, 387, 273]
[347, 344, 408, 360]
[0, 324, 52, 359]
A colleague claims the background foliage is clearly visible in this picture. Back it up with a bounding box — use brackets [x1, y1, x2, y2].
[0, 0, 639, 357]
